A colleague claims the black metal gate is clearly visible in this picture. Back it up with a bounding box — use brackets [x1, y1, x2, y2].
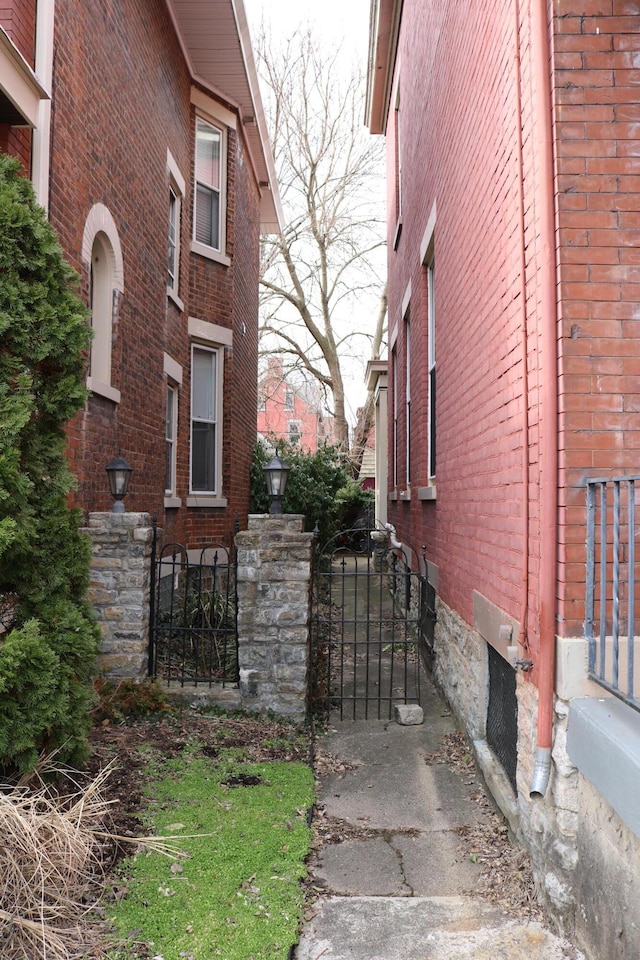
[148, 526, 238, 687]
[310, 523, 436, 719]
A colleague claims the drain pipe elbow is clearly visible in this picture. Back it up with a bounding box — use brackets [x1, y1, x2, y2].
[530, 745, 552, 798]
[385, 522, 402, 551]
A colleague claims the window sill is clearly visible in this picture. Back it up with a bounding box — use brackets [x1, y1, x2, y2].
[186, 495, 228, 509]
[568, 697, 640, 840]
[399, 488, 411, 501]
[167, 287, 184, 312]
[164, 496, 182, 509]
[389, 490, 398, 502]
[418, 485, 437, 501]
[87, 377, 121, 404]
[190, 240, 231, 267]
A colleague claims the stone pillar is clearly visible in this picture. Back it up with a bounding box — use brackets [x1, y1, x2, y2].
[235, 514, 314, 719]
[82, 512, 154, 678]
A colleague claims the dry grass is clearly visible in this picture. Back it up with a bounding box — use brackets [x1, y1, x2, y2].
[0, 765, 110, 959]
[0, 760, 182, 960]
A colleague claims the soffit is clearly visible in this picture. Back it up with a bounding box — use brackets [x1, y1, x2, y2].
[168, 0, 282, 233]
[365, 0, 403, 135]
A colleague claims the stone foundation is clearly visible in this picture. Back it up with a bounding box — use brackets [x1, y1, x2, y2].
[433, 594, 640, 957]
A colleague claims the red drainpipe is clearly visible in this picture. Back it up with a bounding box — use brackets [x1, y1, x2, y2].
[529, 0, 559, 799]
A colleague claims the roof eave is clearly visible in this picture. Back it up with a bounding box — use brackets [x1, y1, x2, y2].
[365, 0, 403, 135]
[167, 0, 283, 233]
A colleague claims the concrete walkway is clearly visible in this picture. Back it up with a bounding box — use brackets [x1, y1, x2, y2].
[296, 677, 583, 960]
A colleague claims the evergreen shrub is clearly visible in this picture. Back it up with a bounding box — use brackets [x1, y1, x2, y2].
[250, 439, 374, 548]
[0, 153, 100, 773]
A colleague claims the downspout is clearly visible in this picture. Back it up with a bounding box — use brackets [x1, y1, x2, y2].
[514, 0, 530, 658]
[529, 0, 559, 799]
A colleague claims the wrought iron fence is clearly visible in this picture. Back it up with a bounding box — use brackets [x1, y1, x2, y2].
[149, 529, 238, 687]
[586, 476, 640, 710]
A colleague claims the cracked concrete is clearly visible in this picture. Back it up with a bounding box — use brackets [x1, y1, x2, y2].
[296, 677, 583, 959]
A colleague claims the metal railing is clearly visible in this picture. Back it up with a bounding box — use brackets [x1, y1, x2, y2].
[586, 476, 640, 710]
[149, 528, 238, 687]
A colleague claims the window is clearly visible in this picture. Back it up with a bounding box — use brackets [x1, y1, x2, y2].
[168, 186, 179, 290]
[284, 387, 294, 411]
[405, 316, 411, 486]
[166, 150, 185, 305]
[289, 421, 301, 446]
[165, 384, 177, 496]
[393, 81, 402, 247]
[191, 345, 220, 494]
[428, 258, 436, 478]
[194, 118, 222, 251]
[82, 204, 124, 404]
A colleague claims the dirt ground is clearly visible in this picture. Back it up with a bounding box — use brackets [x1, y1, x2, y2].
[86, 708, 311, 878]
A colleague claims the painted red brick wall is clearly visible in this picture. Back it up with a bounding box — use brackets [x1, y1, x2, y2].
[385, 0, 535, 642]
[51, 0, 261, 550]
[384, 0, 640, 653]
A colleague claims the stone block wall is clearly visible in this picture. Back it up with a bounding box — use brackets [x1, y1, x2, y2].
[235, 514, 314, 719]
[83, 512, 154, 678]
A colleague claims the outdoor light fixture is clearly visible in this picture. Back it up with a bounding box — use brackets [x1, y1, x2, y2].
[105, 455, 133, 513]
[263, 450, 290, 515]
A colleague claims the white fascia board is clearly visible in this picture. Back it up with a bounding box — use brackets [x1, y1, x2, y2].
[0, 26, 49, 127]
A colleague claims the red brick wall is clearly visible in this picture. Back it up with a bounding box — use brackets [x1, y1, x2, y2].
[51, 0, 261, 551]
[385, 0, 532, 639]
[384, 0, 640, 651]
[554, 0, 640, 634]
[0, 123, 31, 171]
[0, 0, 36, 66]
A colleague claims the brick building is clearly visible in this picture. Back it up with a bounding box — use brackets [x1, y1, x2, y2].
[368, 0, 640, 955]
[257, 356, 335, 453]
[0, 0, 281, 550]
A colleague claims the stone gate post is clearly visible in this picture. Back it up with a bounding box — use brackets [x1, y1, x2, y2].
[82, 512, 154, 678]
[235, 514, 314, 719]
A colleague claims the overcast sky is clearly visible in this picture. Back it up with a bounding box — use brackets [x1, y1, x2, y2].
[244, 0, 371, 67]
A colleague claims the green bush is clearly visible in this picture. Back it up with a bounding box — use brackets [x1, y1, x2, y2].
[250, 440, 374, 547]
[0, 153, 100, 774]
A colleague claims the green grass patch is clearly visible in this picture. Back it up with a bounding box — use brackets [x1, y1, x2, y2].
[108, 754, 315, 960]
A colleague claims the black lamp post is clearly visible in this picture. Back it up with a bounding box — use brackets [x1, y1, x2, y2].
[263, 450, 290, 515]
[105, 455, 133, 513]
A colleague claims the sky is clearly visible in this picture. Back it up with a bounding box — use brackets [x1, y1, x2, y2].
[243, 0, 387, 426]
[244, 0, 371, 64]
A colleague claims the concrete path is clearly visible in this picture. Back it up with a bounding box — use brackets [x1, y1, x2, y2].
[296, 677, 583, 960]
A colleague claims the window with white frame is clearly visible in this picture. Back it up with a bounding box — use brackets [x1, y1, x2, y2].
[168, 186, 179, 290]
[165, 383, 178, 496]
[82, 204, 124, 404]
[284, 387, 294, 411]
[405, 315, 411, 486]
[194, 117, 223, 251]
[288, 421, 301, 446]
[190, 345, 220, 494]
[428, 257, 436, 479]
[167, 150, 185, 303]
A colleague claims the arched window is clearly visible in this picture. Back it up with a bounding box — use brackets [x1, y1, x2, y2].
[82, 204, 124, 403]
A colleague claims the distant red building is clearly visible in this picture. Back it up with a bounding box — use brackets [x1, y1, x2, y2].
[257, 357, 334, 453]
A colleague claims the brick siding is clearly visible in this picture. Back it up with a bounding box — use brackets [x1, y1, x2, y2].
[47, 0, 261, 551]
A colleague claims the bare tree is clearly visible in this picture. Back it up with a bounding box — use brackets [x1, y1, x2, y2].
[256, 27, 387, 462]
